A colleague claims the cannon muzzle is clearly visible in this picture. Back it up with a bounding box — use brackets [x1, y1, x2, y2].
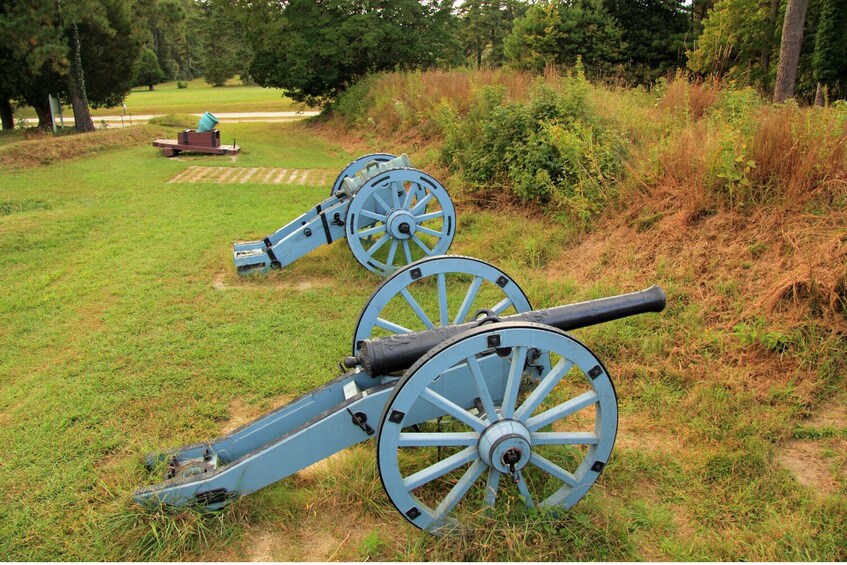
[355, 285, 666, 376]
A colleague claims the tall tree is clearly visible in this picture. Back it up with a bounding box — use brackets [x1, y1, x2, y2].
[773, 0, 810, 102]
[249, 0, 461, 106]
[504, 0, 624, 75]
[0, 0, 140, 131]
[812, 0, 847, 104]
[457, 0, 525, 68]
[603, 0, 690, 82]
[68, 22, 95, 132]
[687, 0, 775, 85]
[760, 0, 780, 76]
[133, 47, 165, 90]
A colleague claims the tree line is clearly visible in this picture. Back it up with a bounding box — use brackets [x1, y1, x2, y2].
[0, 0, 251, 131]
[2, 0, 845, 132]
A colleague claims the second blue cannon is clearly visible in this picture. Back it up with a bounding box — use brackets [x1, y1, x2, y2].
[233, 153, 456, 276]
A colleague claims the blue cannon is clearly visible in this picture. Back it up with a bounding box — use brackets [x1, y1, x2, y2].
[233, 154, 456, 276]
[135, 256, 666, 533]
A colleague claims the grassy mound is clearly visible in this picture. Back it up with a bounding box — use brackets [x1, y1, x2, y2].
[0, 125, 168, 170]
[147, 113, 199, 129]
[320, 70, 847, 560]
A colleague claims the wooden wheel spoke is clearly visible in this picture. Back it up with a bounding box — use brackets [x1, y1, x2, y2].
[501, 346, 528, 419]
[398, 431, 478, 447]
[410, 192, 433, 215]
[515, 471, 535, 508]
[415, 225, 443, 237]
[529, 452, 579, 487]
[391, 184, 401, 209]
[454, 276, 483, 324]
[415, 210, 443, 223]
[385, 238, 399, 267]
[365, 234, 390, 257]
[375, 317, 412, 334]
[433, 460, 487, 520]
[484, 467, 500, 507]
[412, 235, 432, 255]
[359, 209, 387, 222]
[402, 185, 414, 209]
[400, 288, 435, 329]
[420, 387, 486, 432]
[466, 356, 499, 422]
[372, 192, 391, 214]
[402, 446, 478, 490]
[358, 224, 386, 239]
[514, 357, 574, 420]
[530, 432, 599, 445]
[526, 390, 598, 432]
[437, 273, 448, 326]
[402, 239, 412, 264]
[491, 297, 513, 315]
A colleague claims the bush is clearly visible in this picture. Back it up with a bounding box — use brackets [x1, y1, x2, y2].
[440, 68, 626, 222]
[176, 81, 188, 89]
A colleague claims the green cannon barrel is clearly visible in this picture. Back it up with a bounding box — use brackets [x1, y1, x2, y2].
[197, 111, 219, 132]
[353, 285, 667, 376]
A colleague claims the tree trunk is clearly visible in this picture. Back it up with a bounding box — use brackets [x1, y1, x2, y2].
[0, 97, 13, 130]
[773, 0, 810, 103]
[761, 0, 780, 77]
[814, 82, 825, 106]
[68, 23, 95, 133]
[31, 99, 53, 130]
[148, 84, 154, 91]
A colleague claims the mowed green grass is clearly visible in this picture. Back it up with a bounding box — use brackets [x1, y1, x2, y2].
[0, 122, 845, 560]
[16, 77, 306, 120]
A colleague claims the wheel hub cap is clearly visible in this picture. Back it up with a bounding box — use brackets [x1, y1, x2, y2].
[478, 419, 532, 474]
[386, 210, 416, 240]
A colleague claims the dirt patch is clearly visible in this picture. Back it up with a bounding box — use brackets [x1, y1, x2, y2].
[213, 273, 335, 292]
[777, 440, 841, 495]
[0, 125, 167, 170]
[236, 505, 391, 562]
[615, 420, 686, 454]
[806, 399, 847, 429]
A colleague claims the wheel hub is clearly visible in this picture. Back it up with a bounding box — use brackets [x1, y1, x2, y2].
[477, 419, 532, 475]
[386, 210, 417, 240]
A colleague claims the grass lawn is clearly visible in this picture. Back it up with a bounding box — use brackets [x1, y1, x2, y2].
[15, 77, 308, 121]
[0, 122, 844, 560]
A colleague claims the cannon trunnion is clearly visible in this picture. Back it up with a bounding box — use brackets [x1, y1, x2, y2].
[135, 256, 666, 534]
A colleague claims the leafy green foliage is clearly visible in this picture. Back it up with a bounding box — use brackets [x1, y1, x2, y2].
[0, 0, 141, 127]
[456, 0, 526, 67]
[603, 0, 691, 82]
[504, 0, 624, 75]
[199, 0, 254, 87]
[812, 0, 847, 93]
[440, 68, 626, 222]
[687, 0, 775, 84]
[133, 48, 165, 91]
[250, 0, 461, 106]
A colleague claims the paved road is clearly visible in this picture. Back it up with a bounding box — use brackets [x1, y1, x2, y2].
[59, 110, 320, 127]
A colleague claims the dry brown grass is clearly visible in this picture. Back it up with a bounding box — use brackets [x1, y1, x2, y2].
[0, 125, 166, 170]
[656, 76, 720, 121]
[749, 106, 847, 199]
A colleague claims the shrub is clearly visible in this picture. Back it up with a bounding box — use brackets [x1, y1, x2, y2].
[439, 69, 626, 222]
[176, 81, 188, 89]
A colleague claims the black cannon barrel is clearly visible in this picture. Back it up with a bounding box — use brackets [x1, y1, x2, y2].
[354, 285, 666, 376]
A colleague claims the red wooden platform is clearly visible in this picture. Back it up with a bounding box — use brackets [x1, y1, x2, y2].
[153, 129, 240, 157]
